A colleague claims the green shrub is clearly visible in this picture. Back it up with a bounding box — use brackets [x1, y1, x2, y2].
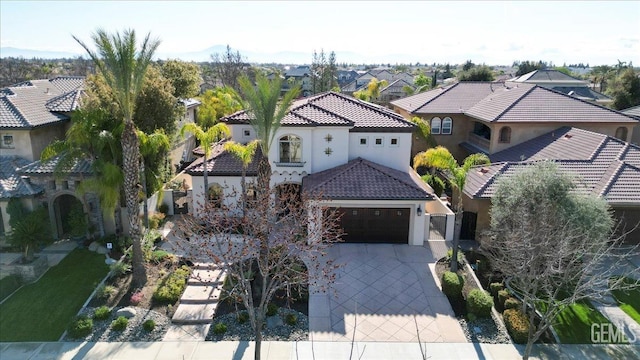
[148, 213, 165, 230]
[498, 289, 511, 309]
[266, 303, 279, 317]
[503, 309, 530, 344]
[143, 319, 155, 332]
[237, 312, 249, 324]
[95, 284, 116, 300]
[504, 297, 521, 310]
[441, 271, 464, 300]
[111, 316, 129, 331]
[152, 265, 190, 303]
[93, 306, 111, 321]
[285, 313, 297, 325]
[67, 316, 93, 339]
[110, 261, 132, 277]
[213, 322, 227, 334]
[466, 289, 494, 318]
[158, 203, 169, 215]
[151, 250, 169, 263]
[489, 282, 504, 297]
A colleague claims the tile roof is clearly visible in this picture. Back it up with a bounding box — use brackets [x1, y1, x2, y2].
[302, 157, 432, 201]
[623, 105, 640, 118]
[0, 156, 44, 199]
[392, 82, 637, 125]
[509, 69, 585, 83]
[186, 140, 265, 176]
[0, 76, 85, 129]
[180, 98, 201, 108]
[549, 86, 611, 101]
[18, 156, 93, 176]
[222, 91, 415, 132]
[465, 127, 640, 205]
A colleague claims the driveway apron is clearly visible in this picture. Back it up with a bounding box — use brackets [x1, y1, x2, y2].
[309, 243, 466, 342]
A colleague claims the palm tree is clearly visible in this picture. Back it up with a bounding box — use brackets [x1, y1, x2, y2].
[414, 146, 490, 271]
[74, 29, 160, 286]
[224, 140, 259, 217]
[138, 130, 170, 228]
[238, 73, 300, 192]
[180, 122, 230, 204]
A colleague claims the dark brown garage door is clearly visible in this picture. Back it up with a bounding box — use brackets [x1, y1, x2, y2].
[333, 207, 410, 244]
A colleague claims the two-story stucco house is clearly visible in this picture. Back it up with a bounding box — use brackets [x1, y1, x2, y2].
[185, 91, 455, 245]
[391, 82, 639, 162]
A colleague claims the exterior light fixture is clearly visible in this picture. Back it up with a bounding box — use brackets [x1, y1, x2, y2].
[417, 205, 422, 216]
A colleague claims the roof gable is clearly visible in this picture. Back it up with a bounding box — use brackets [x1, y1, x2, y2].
[0, 156, 44, 199]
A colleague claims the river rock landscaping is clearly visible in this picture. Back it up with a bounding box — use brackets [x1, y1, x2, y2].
[206, 308, 308, 341]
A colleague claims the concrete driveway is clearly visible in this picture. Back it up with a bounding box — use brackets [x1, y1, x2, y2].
[309, 243, 467, 342]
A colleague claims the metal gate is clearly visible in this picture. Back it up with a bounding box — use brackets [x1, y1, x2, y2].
[173, 190, 189, 214]
[429, 214, 447, 240]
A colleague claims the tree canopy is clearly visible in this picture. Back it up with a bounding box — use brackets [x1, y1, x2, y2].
[160, 59, 201, 99]
[606, 67, 640, 110]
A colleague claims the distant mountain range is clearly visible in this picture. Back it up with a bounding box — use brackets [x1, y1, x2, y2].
[1, 45, 430, 65]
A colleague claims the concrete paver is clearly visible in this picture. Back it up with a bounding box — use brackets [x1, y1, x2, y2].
[163, 324, 211, 341]
[310, 243, 466, 343]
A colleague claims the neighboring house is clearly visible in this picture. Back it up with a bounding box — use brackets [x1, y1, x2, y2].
[379, 79, 414, 104]
[622, 105, 640, 145]
[463, 127, 640, 244]
[343, 70, 415, 96]
[170, 98, 202, 170]
[391, 82, 638, 162]
[507, 69, 612, 104]
[337, 70, 359, 87]
[185, 91, 455, 245]
[283, 66, 312, 97]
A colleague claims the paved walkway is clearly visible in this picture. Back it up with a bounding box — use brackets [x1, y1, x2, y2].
[2, 341, 639, 359]
[310, 243, 466, 343]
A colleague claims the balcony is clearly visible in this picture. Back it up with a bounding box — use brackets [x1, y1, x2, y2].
[467, 132, 490, 152]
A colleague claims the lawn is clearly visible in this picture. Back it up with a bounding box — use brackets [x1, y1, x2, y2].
[0, 248, 109, 341]
[0, 275, 22, 302]
[553, 301, 620, 344]
[610, 276, 640, 325]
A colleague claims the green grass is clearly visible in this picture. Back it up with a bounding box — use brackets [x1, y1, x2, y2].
[610, 276, 640, 325]
[553, 301, 620, 344]
[0, 275, 23, 302]
[0, 248, 109, 341]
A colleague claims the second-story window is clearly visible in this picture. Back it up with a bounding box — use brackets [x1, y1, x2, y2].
[279, 135, 302, 163]
[431, 117, 441, 134]
[442, 117, 452, 135]
[499, 126, 511, 143]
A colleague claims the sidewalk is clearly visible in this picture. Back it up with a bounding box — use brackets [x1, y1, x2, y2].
[2, 341, 639, 359]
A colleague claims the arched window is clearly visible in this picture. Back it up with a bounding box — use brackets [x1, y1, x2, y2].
[279, 135, 302, 163]
[615, 127, 628, 141]
[499, 127, 511, 143]
[431, 117, 441, 134]
[207, 183, 224, 208]
[442, 117, 453, 135]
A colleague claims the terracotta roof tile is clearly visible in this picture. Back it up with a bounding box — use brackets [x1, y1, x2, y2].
[18, 156, 93, 176]
[0, 156, 44, 199]
[222, 91, 414, 132]
[186, 141, 265, 176]
[303, 157, 432, 200]
[465, 127, 640, 205]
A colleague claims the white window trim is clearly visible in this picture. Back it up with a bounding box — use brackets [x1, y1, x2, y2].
[374, 137, 384, 147]
[359, 137, 368, 146]
[278, 134, 303, 164]
[442, 117, 452, 135]
[431, 117, 441, 135]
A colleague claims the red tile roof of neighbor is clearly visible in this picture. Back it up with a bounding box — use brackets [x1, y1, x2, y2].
[222, 91, 415, 132]
[302, 157, 432, 201]
[464, 127, 640, 205]
[391, 82, 638, 124]
[185, 140, 265, 176]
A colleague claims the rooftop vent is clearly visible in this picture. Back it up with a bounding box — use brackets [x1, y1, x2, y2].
[563, 134, 573, 139]
[478, 167, 489, 174]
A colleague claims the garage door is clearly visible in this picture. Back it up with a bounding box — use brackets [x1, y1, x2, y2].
[333, 208, 410, 244]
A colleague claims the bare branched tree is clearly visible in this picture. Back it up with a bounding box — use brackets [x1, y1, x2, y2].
[481, 161, 639, 360]
[210, 45, 250, 93]
[176, 178, 343, 360]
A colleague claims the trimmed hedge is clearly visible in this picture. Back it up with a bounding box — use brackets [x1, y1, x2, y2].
[93, 306, 111, 321]
[153, 265, 190, 304]
[503, 308, 530, 344]
[504, 297, 521, 310]
[442, 271, 464, 300]
[67, 316, 93, 339]
[489, 282, 504, 297]
[466, 289, 494, 318]
[498, 289, 511, 309]
[111, 316, 128, 331]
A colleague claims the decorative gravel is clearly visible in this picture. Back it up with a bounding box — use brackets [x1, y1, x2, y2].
[64, 306, 170, 342]
[457, 312, 512, 344]
[206, 308, 308, 341]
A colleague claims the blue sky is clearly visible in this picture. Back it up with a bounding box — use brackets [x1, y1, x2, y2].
[1, 1, 639, 65]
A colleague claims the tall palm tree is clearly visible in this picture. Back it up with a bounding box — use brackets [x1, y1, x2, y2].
[74, 29, 160, 286]
[224, 140, 259, 217]
[238, 73, 300, 192]
[414, 146, 490, 271]
[138, 130, 170, 228]
[180, 122, 230, 204]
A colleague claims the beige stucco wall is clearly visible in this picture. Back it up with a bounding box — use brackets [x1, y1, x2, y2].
[462, 194, 492, 241]
[0, 124, 66, 162]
